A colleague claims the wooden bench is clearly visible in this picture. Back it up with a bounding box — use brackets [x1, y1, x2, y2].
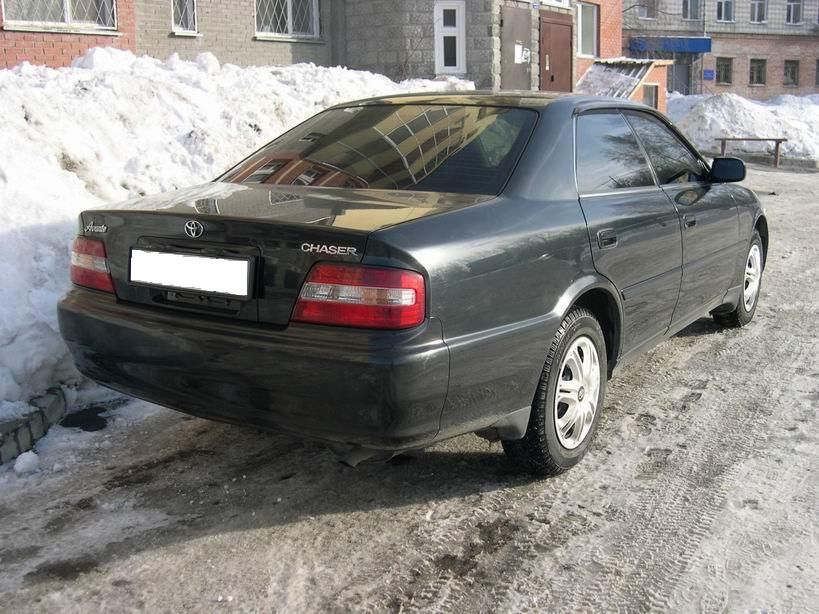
[716, 137, 788, 168]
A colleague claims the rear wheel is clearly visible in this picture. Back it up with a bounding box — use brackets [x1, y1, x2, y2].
[502, 307, 607, 476]
[713, 231, 763, 328]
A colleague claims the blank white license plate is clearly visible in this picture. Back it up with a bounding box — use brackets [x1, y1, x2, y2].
[130, 249, 250, 297]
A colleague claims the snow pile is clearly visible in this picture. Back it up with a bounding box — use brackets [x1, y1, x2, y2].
[668, 92, 819, 159]
[0, 47, 473, 404]
[13, 450, 40, 475]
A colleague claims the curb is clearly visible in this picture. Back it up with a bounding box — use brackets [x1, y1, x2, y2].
[0, 388, 67, 465]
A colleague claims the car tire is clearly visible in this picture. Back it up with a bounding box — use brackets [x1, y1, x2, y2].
[502, 306, 607, 477]
[713, 231, 764, 328]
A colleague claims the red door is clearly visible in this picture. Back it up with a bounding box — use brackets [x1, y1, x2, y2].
[540, 15, 572, 92]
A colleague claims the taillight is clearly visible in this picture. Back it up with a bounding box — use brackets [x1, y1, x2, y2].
[70, 237, 115, 293]
[292, 263, 426, 329]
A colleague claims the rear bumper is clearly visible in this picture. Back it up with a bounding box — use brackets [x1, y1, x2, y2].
[58, 289, 450, 450]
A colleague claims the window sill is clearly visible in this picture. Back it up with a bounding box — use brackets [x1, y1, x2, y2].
[783, 84, 799, 88]
[1, 23, 121, 36]
[254, 34, 324, 44]
[749, 21, 768, 25]
[784, 22, 803, 26]
[637, 17, 657, 21]
[172, 30, 202, 38]
[716, 82, 732, 86]
[715, 20, 736, 24]
[682, 18, 703, 21]
[749, 83, 767, 87]
[577, 53, 597, 59]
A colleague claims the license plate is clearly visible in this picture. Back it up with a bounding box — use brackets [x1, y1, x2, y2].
[130, 249, 251, 297]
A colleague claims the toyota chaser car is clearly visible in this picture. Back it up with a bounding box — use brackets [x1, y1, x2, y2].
[58, 93, 768, 475]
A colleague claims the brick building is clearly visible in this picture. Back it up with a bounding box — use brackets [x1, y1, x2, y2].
[624, 0, 819, 98]
[1, 0, 669, 109]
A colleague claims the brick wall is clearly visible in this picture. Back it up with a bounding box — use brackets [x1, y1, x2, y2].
[574, 0, 622, 85]
[628, 63, 669, 113]
[134, 0, 334, 65]
[703, 35, 819, 99]
[0, 0, 136, 68]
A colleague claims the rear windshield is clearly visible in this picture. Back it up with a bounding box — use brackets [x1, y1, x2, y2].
[221, 104, 537, 195]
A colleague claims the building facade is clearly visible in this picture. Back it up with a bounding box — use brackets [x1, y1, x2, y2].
[1, 0, 668, 109]
[624, 0, 819, 97]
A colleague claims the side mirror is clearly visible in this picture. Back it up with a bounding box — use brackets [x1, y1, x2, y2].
[710, 157, 746, 183]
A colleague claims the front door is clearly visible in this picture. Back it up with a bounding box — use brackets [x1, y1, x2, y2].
[576, 111, 683, 354]
[540, 13, 572, 92]
[623, 111, 740, 326]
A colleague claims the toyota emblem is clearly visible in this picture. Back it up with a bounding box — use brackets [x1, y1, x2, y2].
[184, 220, 204, 238]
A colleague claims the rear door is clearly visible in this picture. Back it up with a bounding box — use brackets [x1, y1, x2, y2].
[623, 111, 740, 325]
[576, 111, 683, 354]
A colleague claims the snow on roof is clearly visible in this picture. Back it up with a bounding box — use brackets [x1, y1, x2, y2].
[575, 61, 652, 98]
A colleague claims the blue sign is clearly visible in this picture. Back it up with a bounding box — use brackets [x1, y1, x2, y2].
[629, 36, 712, 54]
[703, 69, 715, 81]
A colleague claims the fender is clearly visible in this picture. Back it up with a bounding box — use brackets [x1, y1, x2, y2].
[551, 273, 625, 373]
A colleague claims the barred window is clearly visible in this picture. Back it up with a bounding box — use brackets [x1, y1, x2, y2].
[716, 57, 732, 84]
[256, 0, 319, 37]
[3, 0, 116, 28]
[749, 59, 766, 85]
[682, 0, 700, 20]
[786, 0, 802, 24]
[638, 0, 657, 19]
[172, 0, 197, 33]
[749, 0, 766, 23]
[783, 60, 799, 86]
[716, 0, 734, 22]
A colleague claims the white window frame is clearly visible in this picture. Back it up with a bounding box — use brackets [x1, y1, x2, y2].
[0, 0, 118, 32]
[786, 0, 802, 24]
[749, 0, 767, 23]
[577, 2, 599, 58]
[716, 0, 734, 22]
[255, 0, 320, 40]
[682, 0, 701, 20]
[434, 0, 466, 75]
[171, 0, 198, 35]
[637, 0, 658, 20]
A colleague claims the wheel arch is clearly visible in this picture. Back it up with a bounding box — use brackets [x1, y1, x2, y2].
[754, 214, 769, 268]
[555, 276, 624, 378]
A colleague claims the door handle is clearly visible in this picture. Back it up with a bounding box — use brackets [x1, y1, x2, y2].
[597, 229, 618, 249]
[684, 215, 697, 228]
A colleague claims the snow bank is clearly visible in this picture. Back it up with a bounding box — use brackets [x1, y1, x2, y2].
[668, 92, 819, 159]
[0, 47, 473, 404]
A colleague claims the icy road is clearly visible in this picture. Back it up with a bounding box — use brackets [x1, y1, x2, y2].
[1, 167, 817, 612]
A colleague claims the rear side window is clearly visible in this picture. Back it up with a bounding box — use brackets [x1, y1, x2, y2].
[575, 113, 655, 194]
[221, 104, 537, 195]
[625, 112, 708, 185]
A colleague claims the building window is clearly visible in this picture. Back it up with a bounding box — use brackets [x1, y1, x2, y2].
[2, 0, 116, 29]
[638, 0, 657, 19]
[749, 0, 767, 23]
[716, 57, 733, 84]
[577, 3, 599, 57]
[749, 59, 766, 85]
[642, 84, 659, 109]
[256, 0, 319, 38]
[784, 60, 799, 86]
[434, 1, 465, 74]
[786, 0, 802, 24]
[172, 0, 197, 33]
[716, 0, 734, 22]
[682, 0, 700, 20]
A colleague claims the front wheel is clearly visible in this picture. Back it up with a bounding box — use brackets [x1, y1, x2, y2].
[503, 307, 607, 476]
[713, 231, 764, 328]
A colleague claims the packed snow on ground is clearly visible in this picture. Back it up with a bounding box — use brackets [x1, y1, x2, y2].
[0, 47, 473, 406]
[668, 91, 819, 159]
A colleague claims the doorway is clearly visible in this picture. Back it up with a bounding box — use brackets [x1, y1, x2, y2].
[540, 12, 572, 92]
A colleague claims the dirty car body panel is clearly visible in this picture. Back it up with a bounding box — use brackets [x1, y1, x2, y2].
[58, 93, 767, 462]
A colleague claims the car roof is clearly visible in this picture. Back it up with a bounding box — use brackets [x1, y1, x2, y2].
[331, 90, 654, 113]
